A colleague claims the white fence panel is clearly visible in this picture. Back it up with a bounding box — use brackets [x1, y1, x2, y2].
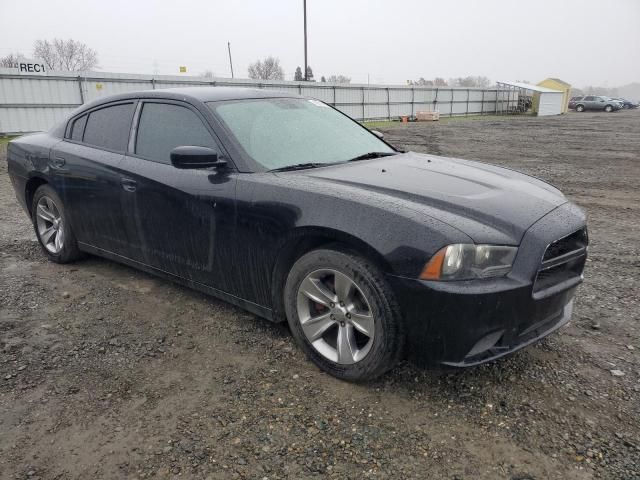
[0, 69, 514, 133]
[389, 89, 412, 103]
[0, 107, 76, 133]
[0, 77, 80, 104]
[364, 103, 388, 120]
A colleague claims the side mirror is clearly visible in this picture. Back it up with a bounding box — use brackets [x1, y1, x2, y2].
[371, 130, 384, 139]
[170, 146, 227, 170]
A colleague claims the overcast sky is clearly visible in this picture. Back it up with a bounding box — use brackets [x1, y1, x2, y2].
[2, 0, 639, 87]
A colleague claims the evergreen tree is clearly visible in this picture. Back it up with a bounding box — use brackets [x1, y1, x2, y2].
[305, 65, 315, 81]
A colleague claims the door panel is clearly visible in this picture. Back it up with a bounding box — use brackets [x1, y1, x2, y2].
[53, 141, 130, 255]
[119, 156, 237, 289]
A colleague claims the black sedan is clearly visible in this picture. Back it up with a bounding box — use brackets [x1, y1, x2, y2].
[7, 88, 588, 381]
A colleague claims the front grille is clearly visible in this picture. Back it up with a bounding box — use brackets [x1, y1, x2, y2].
[533, 228, 588, 296]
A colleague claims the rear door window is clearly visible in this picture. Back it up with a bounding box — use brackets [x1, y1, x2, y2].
[135, 102, 217, 164]
[70, 115, 87, 141]
[83, 103, 135, 152]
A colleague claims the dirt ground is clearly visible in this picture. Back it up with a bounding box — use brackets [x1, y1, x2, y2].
[1, 110, 639, 480]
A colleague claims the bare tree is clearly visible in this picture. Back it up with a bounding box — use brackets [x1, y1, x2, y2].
[472, 76, 491, 88]
[0, 52, 26, 68]
[247, 56, 284, 80]
[449, 76, 491, 88]
[434, 77, 448, 87]
[33, 39, 99, 72]
[326, 74, 351, 84]
[201, 70, 214, 79]
[408, 77, 434, 86]
[584, 85, 619, 97]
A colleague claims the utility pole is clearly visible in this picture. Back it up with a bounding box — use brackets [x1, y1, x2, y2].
[227, 42, 234, 78]
[303, 0, 308, 81]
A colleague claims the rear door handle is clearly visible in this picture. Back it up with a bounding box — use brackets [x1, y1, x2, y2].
[121, 177, 137, 192]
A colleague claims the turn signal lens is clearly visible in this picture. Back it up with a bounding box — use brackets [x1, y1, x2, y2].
[419, 247, 447, 280]
[420, 244, 518, 281]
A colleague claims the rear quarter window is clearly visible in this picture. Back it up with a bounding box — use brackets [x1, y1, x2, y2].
[69, 115, 87, 141]
[83, 103, 135, 152]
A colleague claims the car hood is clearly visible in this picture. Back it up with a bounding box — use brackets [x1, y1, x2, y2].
[298, 152, 567, 244]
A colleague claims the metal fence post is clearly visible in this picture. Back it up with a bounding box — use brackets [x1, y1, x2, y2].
[362, 86, 365, 121]
[414, 88, 418, 115]
[386, 87, 391, 120]
[466, 89, 470, 116]
[450, 89, 454, 117]
[77, 76, 85, 104]
[481, 90, 485, 115]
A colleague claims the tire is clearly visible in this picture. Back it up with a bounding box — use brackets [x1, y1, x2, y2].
[284, 247, 405, 381]
[604, 105, 613, 113]
[31, 184, 82, 264]
[576, 105, 585, 112]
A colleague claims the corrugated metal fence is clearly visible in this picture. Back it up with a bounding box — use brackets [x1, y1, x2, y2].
[0, 69, 519, 134]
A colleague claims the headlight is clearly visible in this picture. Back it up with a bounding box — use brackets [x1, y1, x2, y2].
[420, 244, 518, 281]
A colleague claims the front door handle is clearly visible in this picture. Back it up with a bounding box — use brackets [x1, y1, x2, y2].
[121, 177, 137, 192]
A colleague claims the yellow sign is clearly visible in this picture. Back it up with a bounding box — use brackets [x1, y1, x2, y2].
[179, 66, 187, 73]
[95, 83, 103, 90]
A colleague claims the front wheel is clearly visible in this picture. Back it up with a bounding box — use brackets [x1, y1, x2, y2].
[284, 247, 405, 381]
[32, 184, 82, 264]
[576, 105, 585, 112]
[604, 105, 613, 112]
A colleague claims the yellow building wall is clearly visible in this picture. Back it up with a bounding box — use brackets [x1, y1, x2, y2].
[537, 78, 571, 113]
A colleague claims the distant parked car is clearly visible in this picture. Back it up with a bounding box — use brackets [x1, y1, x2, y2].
[571, 96, 622, 112]
[613, 98, 639, 109]
[604, 97, 625, 110]
[567, 96, 583, 110]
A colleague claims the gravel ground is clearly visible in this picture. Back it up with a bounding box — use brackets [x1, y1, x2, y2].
[1, 110, 638, 480]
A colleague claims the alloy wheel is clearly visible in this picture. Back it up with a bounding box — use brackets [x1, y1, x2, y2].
[36, 195, 64, 254]
[296, 268, 375, 365]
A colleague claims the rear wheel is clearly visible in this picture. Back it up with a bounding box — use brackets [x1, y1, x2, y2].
[284, 247, 405, 381]
[576, 104, 585, 112]
[604, 105, 613, 113]
[32, 185, 82, 263]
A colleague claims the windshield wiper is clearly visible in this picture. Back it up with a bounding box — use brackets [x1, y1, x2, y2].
[269, 152, 398, 172]
[346, 151, 398, 162]
[268, 163, 325, 172]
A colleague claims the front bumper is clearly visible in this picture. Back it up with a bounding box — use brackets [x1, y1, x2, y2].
[389, 202, 587, 367]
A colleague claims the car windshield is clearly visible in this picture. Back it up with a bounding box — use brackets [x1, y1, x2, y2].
[208, 98, 395, 171]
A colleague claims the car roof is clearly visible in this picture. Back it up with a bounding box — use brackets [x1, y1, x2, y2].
[150, 86, 300, 101]
[79, 87, 301, 111]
